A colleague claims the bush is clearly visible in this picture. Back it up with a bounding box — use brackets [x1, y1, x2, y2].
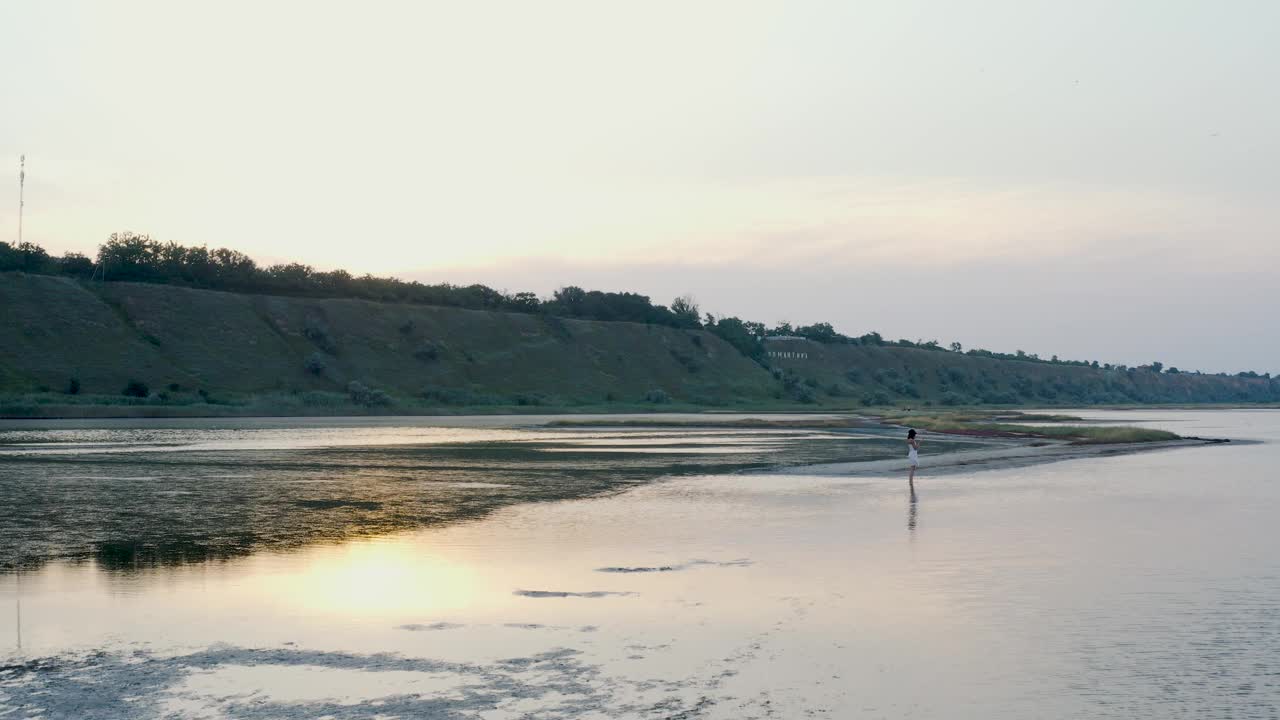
[513, 392, 547, 406]
[844, 369, 863, 384]
[398, 320, 415, 335]
[303, 319, 336, 352]
[889, 380, 920, 398]
[421, 387, 502, 406]
[347, 381, 392, 406]
[66, 377, 81, 395]
[645, 389, 671, 404]
[122, 380, 149, 398]
[304, 352, 327, 375]
[862, 391, 892, 406]
[980, 390, 1020, 405]
[413, 341, 441, 362]
[793, 386, 817, 404]
[168, 383, 182, 392]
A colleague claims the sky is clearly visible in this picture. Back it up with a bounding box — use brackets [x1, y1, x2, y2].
[2, 0, 1277, 373]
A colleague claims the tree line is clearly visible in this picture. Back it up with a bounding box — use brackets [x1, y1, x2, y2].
[0, 234, 1268, 379]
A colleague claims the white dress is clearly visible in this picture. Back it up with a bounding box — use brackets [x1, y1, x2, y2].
[907, 442, 919, 467]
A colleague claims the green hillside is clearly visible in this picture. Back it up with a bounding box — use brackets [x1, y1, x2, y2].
[1, 272, 1276, 416]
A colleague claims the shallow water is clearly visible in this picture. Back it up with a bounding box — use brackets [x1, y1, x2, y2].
[1, 410, 1278, 718]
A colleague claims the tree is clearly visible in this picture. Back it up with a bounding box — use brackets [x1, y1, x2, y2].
[708, 316, 765, 362]
[58, 253, 94, 277]
[551, 286, 587, 316]
[669, 295, 701, 328]
[950, 342, 963, 353]
[796, 322, 839, 343]
[506, 291, 540, 312]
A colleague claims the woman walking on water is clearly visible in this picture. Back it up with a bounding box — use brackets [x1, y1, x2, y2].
[907, 429, 920, 484]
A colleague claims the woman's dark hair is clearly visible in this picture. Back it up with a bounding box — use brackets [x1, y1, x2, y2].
[907, 429, 917, 439]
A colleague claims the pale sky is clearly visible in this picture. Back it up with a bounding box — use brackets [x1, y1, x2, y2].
[2, 1, 1277, 373]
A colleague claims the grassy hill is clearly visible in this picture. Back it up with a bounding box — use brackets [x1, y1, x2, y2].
[1, 272, 1276, 416]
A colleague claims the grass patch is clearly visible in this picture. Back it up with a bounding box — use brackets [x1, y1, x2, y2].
[880, 410, 1178, 444]
[548, 417, 869, 430]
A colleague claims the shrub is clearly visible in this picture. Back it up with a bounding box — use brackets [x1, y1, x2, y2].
[645, 389, 671, 404]
[303, 319, 336, 352]
[889, 380, 919, 398]
[66, 377, 81, 395]
[980, 390, 1020, 405]
[862, 391, 892, 406]
[421, 387, 502, 406]
[844, 369, 863, 384]
[413, 341, 440, 362]
[793, 386, 817, 404]
[304, 352, 327, 375]
[514, 392, 547, 406]
[168, 382, 182, 392]
[122, 380, 149, 398]
[398, 320, 415, 335]
[347, 381, 392, 406]
[939, 391, 969, 406]
[803, 377, 819, 388]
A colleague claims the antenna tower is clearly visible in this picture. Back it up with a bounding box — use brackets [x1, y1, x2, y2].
[17, 155, 25, 244]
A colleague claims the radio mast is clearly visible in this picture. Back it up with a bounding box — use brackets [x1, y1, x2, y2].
[17, 155, 24, 244]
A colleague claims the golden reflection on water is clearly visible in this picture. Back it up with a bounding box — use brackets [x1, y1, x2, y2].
[274, 541, 479, 617]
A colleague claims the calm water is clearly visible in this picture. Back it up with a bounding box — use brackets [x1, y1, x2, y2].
[1, 410, 1277, 718]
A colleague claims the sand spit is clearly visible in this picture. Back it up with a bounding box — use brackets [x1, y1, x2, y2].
[788, 437, 1235, 477]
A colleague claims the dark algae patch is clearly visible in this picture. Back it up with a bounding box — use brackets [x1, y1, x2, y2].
[514, 590, 638, 598]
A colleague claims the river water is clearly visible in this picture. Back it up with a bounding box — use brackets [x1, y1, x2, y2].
[1, 410, 1277, 718]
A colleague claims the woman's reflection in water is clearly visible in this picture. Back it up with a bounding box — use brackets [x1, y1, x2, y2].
[907, 480, 919, 537]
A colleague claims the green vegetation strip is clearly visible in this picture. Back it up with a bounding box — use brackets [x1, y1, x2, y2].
[546, 417, 869, 430]
[880, 412, 1179, 444]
